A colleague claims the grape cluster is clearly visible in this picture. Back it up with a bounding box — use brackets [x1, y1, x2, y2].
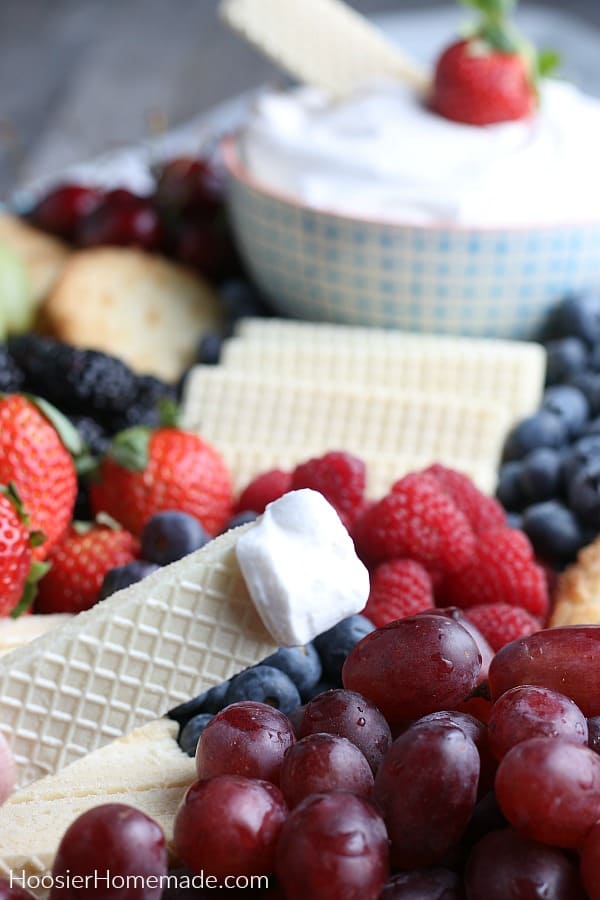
[8, 614, 600, 897]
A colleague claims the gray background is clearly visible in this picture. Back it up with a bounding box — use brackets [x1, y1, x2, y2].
[2, 0, 600, 199]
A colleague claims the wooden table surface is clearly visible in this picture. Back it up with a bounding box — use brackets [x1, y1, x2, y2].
[1, 0, 599, 200]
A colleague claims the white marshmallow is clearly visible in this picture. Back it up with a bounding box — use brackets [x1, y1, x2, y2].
[236, 489, 369, 646]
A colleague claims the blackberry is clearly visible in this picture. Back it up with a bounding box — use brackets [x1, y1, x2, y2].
[69, 415, 110, 458]
[8, 334, 138, 415]
[102, 374, 177, 433]
[0, 345, 24, 393]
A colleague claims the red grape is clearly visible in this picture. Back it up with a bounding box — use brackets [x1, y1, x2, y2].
[174, 775, 287, 878]
[50, 803, 167, 899]
[589, 716, 600, 754]
[298, 688, 391, 774]
[275, 792, 388, 900]
[416, 710, 496, 797]
[196, 701, 295, 784]
[279, 732, 373, 807]
[581, 821, 600, 899]
[465, 828, 586, 899]
[287, 704, 305, 737]
[373, 720, 479, 868]
[77, 194, 163, 251]
[488, 626, 600, 715]
[342, 615, 481, 722]
[495, 736, 600, 847]
[380, 868, 462, 899]
[418, 606, 494, 683]
[487, 684, 588, 760]
[30, 184, 103, 239]
[0, 880, 35, 900]
[154, 157, 225, 215]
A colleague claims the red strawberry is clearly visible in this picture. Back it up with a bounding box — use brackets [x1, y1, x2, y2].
[363, 559, 434, 627]
[352, 472, 475, 574]
[465, 603, 541, 651]
[291, 451, 366, 530]
[438, 527, 549, 619]
[0, 395, 77, 559]
[431, 37, 536, 126]
[0, 490, 33, 616]
[35, 525, 140, 614]
[424, 463, 506, 535]
[235, 468, 292, 515]
[90, 427, 233, 537]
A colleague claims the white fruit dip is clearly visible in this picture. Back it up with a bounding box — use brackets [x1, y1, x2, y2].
[238, 79, 600, 227]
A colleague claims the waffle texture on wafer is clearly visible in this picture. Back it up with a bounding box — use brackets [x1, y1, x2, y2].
[181, 367, 511, 495]
[0, 522, 276, 788]
[220, 0, 429, 96]
[0, 718, 194, 888]
[550, 536, 600, 626]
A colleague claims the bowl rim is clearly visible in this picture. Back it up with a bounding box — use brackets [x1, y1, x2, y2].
[222, 134, 600, 235]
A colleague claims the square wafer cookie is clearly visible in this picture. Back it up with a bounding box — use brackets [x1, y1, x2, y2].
[180, 368, 511, 494]
[0, 523, 276, 789]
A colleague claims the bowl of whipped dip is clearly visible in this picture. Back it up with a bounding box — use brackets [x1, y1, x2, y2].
[224, 79, 600, 339]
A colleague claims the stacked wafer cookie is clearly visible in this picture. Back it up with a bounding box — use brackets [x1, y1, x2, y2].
[181, 317, 547, 497]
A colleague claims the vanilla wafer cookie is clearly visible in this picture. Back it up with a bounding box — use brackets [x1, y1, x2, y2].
[0, 614, 72, 658]
[0, 718, 195, 888]
[0, 522, 276, 788]
[222, 331, 545, 419]
[181, 368, 511, 493]
[220, 0, 430, 97]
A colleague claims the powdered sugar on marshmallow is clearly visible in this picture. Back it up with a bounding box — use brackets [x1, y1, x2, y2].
[236, 489, 369, 646]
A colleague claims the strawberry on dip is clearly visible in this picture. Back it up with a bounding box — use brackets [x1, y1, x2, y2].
[430, 0, 559, 126]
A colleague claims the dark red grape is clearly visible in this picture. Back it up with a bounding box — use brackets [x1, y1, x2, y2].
[77, 195, 163, 251]
[418, 606, 494, 683]
[588, 715, 600, 754]
[380, 868, 462, 899]
[171, 216, 237, 280]
[495, 736, 600, 847]
[154, 157, 225, 215]
[465, 828, 586, 899]
[275, 792, 388, 900]
[287, 704, 305, 737]
[581, 821, 600, 899]
[373, 720, 479, 868]
[0, 880, 35, 900]
[416, 710, 496, 797]
[279, 732, 373, 807]
[30, 184, 103, 240]
[174, 775, 287, 878]
[298, 688, 391, 774]
[50, 803, 167, 899]
[488, 626, 600, 716]
[196, 700, 295, 784]
[342, 615, 481, 722]
[487, 684, 588, 760]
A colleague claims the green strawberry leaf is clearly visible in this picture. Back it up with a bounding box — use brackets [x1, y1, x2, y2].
[158, 398, 180, 429]
[10, 559, 51, 618]
[25, 394, 84, 457]
[108, 426, 152, 472]
[460, 0, 516, 16]
[537, 48, 561, 78]
[0, 481, 28, 524]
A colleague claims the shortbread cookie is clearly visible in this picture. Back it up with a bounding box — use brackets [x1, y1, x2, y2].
[42, 247, 223, 381]
[0, 213, 70, 306]
[0, 718, 195, 888]
[550, 536, 600, 626]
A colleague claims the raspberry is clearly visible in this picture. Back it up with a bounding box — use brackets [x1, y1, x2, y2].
[465, 603, 541, 651]
[235, 469, 292, 515]
[438, 528, 549, 619]
[363, 559, 434, 627]
[352, 472, 475, 574]
[424, 463, 506, 535]
[291, 451, 366, 530]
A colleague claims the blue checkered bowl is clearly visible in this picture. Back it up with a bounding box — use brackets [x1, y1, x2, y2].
[223, 138, 600, 340]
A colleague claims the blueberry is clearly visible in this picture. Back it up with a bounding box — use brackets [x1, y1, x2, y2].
[568, 459, 600, 526]
[584, 416, 600, 437]
[301, 679, 340, 702]
[542, 385, 589, 437]
[219, 279, 269, 324]
[522, 501, 585, 564]
[313, 614, 375, 684]
[179, 713, 214, 757]
[196, 332, 223, 366]
[545, 337, 588, 384]
[220, 510, 259, 533]
[97, 560, 159, 602]
[167, 680, 231, 726]
[224, 664, 301, 714]
[502, 411, 569, 462]
[552, 293, 600, 346]
[567, 371, 600, 417]
[564, 434, 600, 482]
[141, 510, 211, 565]
[496, 461, 526, 511]
[263, 644, 322, 700]
[505, 512, 524, 530]
[518, 448, 564, 504]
